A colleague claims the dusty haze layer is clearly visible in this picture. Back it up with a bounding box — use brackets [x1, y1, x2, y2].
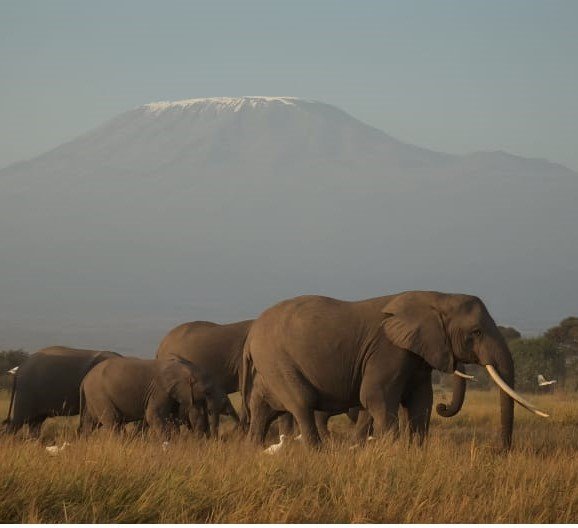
[0, 97, 576, 355]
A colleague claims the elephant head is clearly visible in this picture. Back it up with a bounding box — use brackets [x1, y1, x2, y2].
[166, 360, 239, 439]
[382, 291, 548, 449]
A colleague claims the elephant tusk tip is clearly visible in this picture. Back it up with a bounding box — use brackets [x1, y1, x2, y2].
[454, 370, 476, 381]
[535, 410, 550, 418]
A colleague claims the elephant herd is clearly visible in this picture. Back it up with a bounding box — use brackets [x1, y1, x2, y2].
[1, 290, 549, 450]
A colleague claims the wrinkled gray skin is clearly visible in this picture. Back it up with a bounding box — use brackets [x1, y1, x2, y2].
[2, 346, 121, 437]
[156, 320, 250, 429]
[242, 291, 515, 449]
[80, 357, 237, 439]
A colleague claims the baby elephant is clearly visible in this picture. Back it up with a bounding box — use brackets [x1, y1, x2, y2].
[79, 357, 238, 438]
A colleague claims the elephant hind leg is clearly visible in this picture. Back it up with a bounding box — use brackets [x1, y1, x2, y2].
[247, 386, 281, 447]
[277, 412, 329, 441]
[290, 407, 321, 447]
[314, 411, 330, 441]
[277, 413, 296, 437]
[95, 405, 123, 433]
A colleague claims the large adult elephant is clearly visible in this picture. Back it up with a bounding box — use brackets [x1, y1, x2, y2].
[2, 346, 121, 436]
[242, 291, 548, 449]
[156, 320, 252, 427]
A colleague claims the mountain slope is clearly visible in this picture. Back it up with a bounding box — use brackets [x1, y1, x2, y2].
[0, 97, 576, 354]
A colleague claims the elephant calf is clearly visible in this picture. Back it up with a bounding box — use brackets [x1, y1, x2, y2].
[79, 357, 238, 438]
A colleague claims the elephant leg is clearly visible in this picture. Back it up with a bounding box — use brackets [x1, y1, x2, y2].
[363, 390, 400, 440]
[79, 411, 98, 436]
[145, 406, 172, 440]
[314, 411, 330, 441]
[248, 388, 279, 446]
[353, 409, 373, 442]
[347, 406, 360, 424]
[238, 404, 249, 433]
[290, 407, 321, 447]
[134, 420, 149, 436]
[98, 405, 122, 433]
[404, 380, 433, 445]
[277, 413, 296, 437]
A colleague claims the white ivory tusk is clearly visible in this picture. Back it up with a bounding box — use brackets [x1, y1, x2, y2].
[454, 369, 476, 380]
[485, 365, 549, 418]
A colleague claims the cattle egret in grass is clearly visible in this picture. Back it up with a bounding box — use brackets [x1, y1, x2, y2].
[7, 366, 18, 375]
[537, 374, 557, 387]
[46, 442, 71, 456]
[162, 441, 169, 452]
[264, 434, 286, 454]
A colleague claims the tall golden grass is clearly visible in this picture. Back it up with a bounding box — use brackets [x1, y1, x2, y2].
[0, 388, 576, 523]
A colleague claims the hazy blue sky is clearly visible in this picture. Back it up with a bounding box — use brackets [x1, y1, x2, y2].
[1, 0, 577, 171]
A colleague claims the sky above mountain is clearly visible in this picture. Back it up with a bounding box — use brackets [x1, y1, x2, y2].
[1, 1, 577, 171]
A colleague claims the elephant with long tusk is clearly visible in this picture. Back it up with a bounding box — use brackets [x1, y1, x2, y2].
[241, 291, 548, 450]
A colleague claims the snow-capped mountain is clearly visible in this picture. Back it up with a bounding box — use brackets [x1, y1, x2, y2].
[0, 96, 576, 354]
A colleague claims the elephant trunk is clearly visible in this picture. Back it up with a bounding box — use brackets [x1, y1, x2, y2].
[492, 352, 515, 451]
[482, 342, 549, 450]
[436, 365, 467, 418]
[188, 406, 209, 439]
[476, 336, 516, 450]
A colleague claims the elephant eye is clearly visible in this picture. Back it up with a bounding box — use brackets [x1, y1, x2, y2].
[471, 329, 482, 338]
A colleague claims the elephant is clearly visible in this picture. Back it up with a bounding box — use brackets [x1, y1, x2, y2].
[2, 346, 121, 437]
[156, 319, 255, 432]
[242, 291, 548, 449]
[79, 357, 238, 439]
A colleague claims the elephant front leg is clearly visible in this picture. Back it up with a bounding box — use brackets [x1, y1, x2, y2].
[361, 388, 400, 441]
[145, 406, 172, 441]
[404, 379, 433, 445]
[78, 412, 98, 437]
[353, 409, 373, 443]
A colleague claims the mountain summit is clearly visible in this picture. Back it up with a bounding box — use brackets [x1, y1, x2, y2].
[0, 97, 577, 353]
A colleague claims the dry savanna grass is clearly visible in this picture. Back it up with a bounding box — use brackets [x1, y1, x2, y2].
[0, 388, 577, 523]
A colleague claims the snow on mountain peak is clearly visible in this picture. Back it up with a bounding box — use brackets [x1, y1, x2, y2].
[142, 96, 311, 114]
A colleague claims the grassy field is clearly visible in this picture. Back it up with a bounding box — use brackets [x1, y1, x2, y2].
[0, 388, 577, 523]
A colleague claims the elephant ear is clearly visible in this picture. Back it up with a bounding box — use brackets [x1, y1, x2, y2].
[382, 292, 454, 373]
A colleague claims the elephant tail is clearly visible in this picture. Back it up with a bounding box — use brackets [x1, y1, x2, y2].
[2, 370, 17, 425]
[78, 382, 87, 434]
[240, 348, 254, 432]
[436, 364, 467, 418]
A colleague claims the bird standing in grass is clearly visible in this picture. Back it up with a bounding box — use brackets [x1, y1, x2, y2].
[45, 442, 71, 456]
[264, 434, 286, 454]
